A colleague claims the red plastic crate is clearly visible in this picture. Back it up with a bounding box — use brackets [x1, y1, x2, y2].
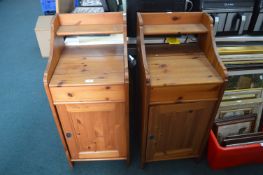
[207, 130, 263, 169]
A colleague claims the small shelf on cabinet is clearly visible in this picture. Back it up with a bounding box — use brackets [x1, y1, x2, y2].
[57, 24, 123, 36]
[143, 24, 208, 35]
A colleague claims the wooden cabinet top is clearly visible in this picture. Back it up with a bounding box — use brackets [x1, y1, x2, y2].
[137, 12, 228, 88]
[43, 13, 128, 88]
[49, 45, 125, 87]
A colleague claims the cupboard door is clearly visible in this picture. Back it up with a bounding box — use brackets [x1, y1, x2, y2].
[56, 103, 127, 160]
[146, 101, 216, 161]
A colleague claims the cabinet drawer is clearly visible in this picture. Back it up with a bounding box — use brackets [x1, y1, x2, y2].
[150, 84, 221, 103]
[50, 85, 125, 104]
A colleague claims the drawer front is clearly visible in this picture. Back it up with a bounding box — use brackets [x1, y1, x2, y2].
[50, 85, 125, 103]
[56, 102, 127, 160]
[150, 84, 221, 103]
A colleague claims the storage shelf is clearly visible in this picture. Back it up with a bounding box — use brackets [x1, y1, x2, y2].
[57, 24, 123, 36]
[143, 24, 208, 35]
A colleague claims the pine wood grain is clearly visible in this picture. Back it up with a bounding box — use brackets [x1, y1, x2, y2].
[56, 103, 127, 159]
[58, 13, 124, 25]
[137, 12, 228, 167]
[198, 13, 228, 80]
[43, 15, 73, 167]
[57, 24, 123, 36]
[49, 45, 125, 87]
[44, 13, 129, 164]
[137, 22, 151, 168]
[50, 85, 125, 103]
[144, 24, 208, 35]
[150, 84, 220, 103]
[146, 101, 216, 162]
[146, 44, 223, 87]
[122, 17, 130, 164]
[139, 12, 204, 25]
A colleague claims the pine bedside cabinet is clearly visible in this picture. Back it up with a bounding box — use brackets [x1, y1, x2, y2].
[43, 12, 129, 166]
[137, 12, 228, 167]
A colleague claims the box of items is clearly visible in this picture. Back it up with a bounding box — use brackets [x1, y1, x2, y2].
[40, 0, 56, 15]
[35, 15, 54, 58]
[208, 44, 263, 169]
[208, 130, 263, 169]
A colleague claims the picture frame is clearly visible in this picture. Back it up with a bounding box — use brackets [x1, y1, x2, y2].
[222, 132, 263, 147]
[218, 108, 254, 120]
[216, 100, 261, 121]
[216, 89, 263, 131]
[226, 72, 263, 91]
[259, 112, 263, 131]
[225, 132, 263, 140]
[214, 114, 257, 143]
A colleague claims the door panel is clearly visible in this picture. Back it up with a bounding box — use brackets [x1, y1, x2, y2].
[56, 103, 127, 160]
[146, 101, 216, 161]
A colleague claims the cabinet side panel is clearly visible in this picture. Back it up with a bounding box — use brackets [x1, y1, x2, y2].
[137, 14, 151, 167]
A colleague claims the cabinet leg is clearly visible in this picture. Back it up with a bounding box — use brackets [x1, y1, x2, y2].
[140, 161, 145, 169]
[196, 144, 207, 164]
[65, 150, 74, 168]
[126, 157, 131, 166]
[194, 153, 205, 164]
[68, 160, 74, 168]
[194, 157, 202, 164]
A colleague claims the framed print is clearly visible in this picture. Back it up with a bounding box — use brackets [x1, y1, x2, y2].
[214, 115, 257, 144]
[226, 72, 263, 91]
[218, 108, 254, 120]
[225, 132, 263, 140]
[222, 92, 257, 102]
[222, 132, 263, 147]
[217, 89, 263, 131]
[216, 99, 261, 121]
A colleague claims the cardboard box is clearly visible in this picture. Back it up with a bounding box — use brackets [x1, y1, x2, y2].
[35, 16, 54, 58]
